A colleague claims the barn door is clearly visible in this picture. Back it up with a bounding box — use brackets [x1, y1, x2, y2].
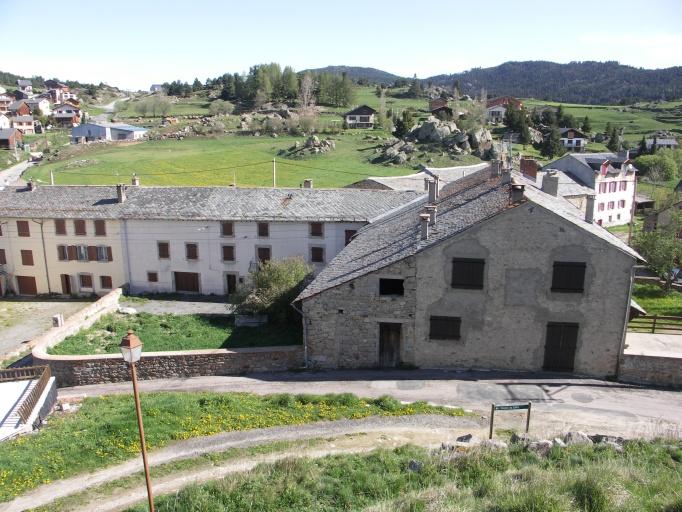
[60, 274, 72, 295]
[174, 272, 200, 293]
[16, 276, 37, 296]
[226, 274, 237, 296]
[543, 322, 579, 372]
[379, 322, 401, 368]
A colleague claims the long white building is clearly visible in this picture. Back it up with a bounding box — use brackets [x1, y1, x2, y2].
[0, 181, 421, 296]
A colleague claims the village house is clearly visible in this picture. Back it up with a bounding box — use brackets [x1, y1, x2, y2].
[0, 128, 23, 150]
[11, 115, 35, 135]
[344, 105, 376, 129]
[24, 98, 51, 117]
[296, 166, 641, 378]
[428, 98, 453, 119]
[16, 79, 32, 96]
[558, 127, 589, 152]
[538, 151, 637, 227]
[0, 181, 420, 296]
[51, 103, 82, 128]
[44, 80, 77, 103]
[0, 95, 12, 114]
[71, 122, 148, 143]
[645, 137, 678, 151]
[8, 101, 30, 117]
[0, 114, 9, 130]
[486, 96, 522, 123]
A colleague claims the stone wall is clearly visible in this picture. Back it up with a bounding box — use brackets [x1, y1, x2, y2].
[34, 346, 304, 387]
[619, 354, 682, 388]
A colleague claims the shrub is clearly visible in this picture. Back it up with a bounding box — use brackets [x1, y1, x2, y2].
[374, 395, 401, 412]
[635, 154, 678, 181]
[571, 475, 611, 512]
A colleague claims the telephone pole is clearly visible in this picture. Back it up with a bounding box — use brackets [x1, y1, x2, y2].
[272, 157, 276, 188]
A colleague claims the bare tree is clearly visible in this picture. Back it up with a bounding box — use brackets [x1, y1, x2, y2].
[298, 72, 316, 112]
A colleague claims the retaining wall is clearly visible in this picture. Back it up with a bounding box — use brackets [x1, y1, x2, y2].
[619, 354, 682, 388]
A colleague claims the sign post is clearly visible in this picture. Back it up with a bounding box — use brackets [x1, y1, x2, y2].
[489, 402, 532, 439]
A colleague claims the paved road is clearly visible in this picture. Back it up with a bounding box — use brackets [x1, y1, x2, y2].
[0, 160, 32, 187]
[60, 369, 682, 438]
[92, 97, 129, 124]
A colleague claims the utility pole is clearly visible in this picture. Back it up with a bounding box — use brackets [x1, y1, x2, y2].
[232, 169, 236, 188]
[272, 157, 276, 188]
[50, 170, 55, 186]
[627, 172, 638, 246]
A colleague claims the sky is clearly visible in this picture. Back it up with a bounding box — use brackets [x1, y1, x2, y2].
[1, 0, 681, 90]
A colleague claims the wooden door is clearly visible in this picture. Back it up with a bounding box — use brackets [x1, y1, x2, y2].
[16, 276, 37, 296]
[379, 322, 401, 368]
[226, 274, 237, 295]
[174, 272, 200, 293]
[543, 322, 579, 372]
[60, 274, 72, 295]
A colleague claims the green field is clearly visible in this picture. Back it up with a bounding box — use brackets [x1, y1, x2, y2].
[48, 312, 300, 355]
[117, 93, 211, 118]
[29, 132, 480, 188]
[523, 99, 682, 143]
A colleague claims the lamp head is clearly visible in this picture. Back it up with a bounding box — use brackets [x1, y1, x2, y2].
[120, 330, 143, 364]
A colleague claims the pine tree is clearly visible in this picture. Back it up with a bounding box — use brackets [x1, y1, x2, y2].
[638, 136, 647, 156]
[581, 116, 592, 133]
[192, 78, 202, 92]
[607, 126, 620, 151]
[541, 127, 564, 158]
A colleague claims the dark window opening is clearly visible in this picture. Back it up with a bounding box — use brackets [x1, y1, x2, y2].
[222, 245, 235, 261]
[451, 258, 485, 289]
[221, 221, 234, 237]
[429, 316, 462, 340]
[186, 243, 198, 260]
[79, 274, 93, 288]
[379, 278, 404, 296]
[147, 272, 158, 282]
[257, 222, 269, 237]
[310, 222, 323, 237]
[55, 219, 66, 235]
[257, 247, 271, 262]
[100, 275, 112, 289]
[551, 262, 586, 293]
[311, 246, 324, 263]
[345, 229, 357, 246]
[157, 241, 170, 259]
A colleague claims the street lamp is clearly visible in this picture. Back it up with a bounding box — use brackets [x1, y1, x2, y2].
[120, 330, 155, 512]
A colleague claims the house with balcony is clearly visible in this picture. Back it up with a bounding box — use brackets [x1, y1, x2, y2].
[486, 96, 522, 124]
[344, 105, 376, 129]
[558, 128, 589, 152]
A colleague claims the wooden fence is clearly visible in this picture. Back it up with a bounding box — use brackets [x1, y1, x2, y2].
[0, 366, 52, 424]
[628, 315, 682, 334]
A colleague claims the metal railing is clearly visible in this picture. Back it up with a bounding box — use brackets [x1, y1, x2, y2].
[628, 315, 682, 335]
[0, 366, 52, 424]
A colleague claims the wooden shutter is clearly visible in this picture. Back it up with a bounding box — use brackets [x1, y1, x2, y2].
[57, 245, 67, 261]
[451, 258, 485, 289]
[94, 219, 106, 236]
[221, 221, 233, 237]
[20, 249, 34, 266]
[17, 220, 30, 237]
[0, 249, 6, 265]
[147, 272, 158, 283]
[67, 245, 77, 261]
[158, 242, 169, 259]
[257, 222, 269, 237]
[107, 246, 113, 262]
[79, 274, 93, 288]
[74, 219, 86, 236]
[310, 222, 323, 237]
[100, 275, 112, 289]
[87, 246, 97, 261]
[551, 262, 586, 293]
[543, 323, 579, 372]
[429, 316, 461, 340]
[222, 245, 234, 261]
[186, 243, 198, 260]
[55, 219, 66, 235]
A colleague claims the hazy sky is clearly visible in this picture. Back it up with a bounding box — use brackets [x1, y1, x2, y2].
[2, 0, 681, 90]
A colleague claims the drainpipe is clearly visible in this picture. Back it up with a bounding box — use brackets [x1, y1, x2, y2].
[290, 301, 309, 368]
[122, 219, 133, 294]
[616, 264, 638, 379]
[32, 219, 52, 294]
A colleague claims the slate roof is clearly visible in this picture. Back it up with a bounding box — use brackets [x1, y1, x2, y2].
[17, 80, 31, 87]
[559, 127, 588, 139]
[11, 116, 33, 123]
[8, 100, 27, 111]
[297, 170, 641, 301]
[0, 128, 18, 139]
[528, 169, 593, 197]
[345, 105, 376, 116]
[0, 186, 422, 222]
[349, 163, 490, 192]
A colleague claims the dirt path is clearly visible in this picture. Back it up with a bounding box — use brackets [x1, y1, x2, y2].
[1, 415, 480, 512]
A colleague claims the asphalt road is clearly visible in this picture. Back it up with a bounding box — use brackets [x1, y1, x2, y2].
[0, 160, 31, 187]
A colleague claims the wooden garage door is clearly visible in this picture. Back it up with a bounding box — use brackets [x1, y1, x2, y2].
[16, 276, 37, 296]
[543, 322, 579, 372]
[174, 272, 200, 293]
[379, 322, 401, 368]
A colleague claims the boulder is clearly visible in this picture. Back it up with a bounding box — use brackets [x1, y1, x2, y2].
[510, 433, 532, 445]
[118, 306, 137, 315]
[393, 152, 408, 165]
[408, 460, 423, 473]
[553, 438, 567, 448]
[528, 440, 554, 456]
[480, 439, 508, 450]
[564, 431, 593, 445]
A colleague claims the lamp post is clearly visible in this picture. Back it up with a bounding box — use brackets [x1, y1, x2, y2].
[120, 330, 155, 512]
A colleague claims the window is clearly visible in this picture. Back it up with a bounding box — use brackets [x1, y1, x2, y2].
[55, 219, 66, 235]
[618, 200, 626, 208]
[74, 219, 86, 236]
[451, 258, 485, 289]
[0, 224, 2, 236]
[20, 249, 34, 266]
[609, 215, 613, 222]
[597, 203, 605, 212]
[574, 139, 581, 147]
[257, 222, 269, 237]
[619, 181, 628, 191]
[186, 243, 198, 260]
[79, 273, 93, 288]
[94, 219, 106, 236]
[379, 278, 404, 296]
[222, 245, 235, 261]
[309, 222, 324, 237]
[345, 229, 357, 246]
[0, 248, 6, 264]
[257, 246, 271, 262]
[598, 183, 607, 194]
[608, 182, 617, 193]
[607, 201, 615, 210]
[17, 220, 30, 237]
[147, 272, 158, 283]
[157, 241, 170, 259]
[221, 221, 234, 237]
[57, 245, 68, 261]
[551, 261, 586, 293]
[76, 245, 88, 261]
[597, 219, 603, 226]
[97, 246, 112, 262]
[310, 246, 324, 263]
[429, 316, 461, 340]
[100, 275, 112, 289]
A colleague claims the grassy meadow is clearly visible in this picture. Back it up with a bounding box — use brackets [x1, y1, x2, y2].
[48, 312, 301, 355]
[0, 392, 465, 501]
[127, 441, 682, 512]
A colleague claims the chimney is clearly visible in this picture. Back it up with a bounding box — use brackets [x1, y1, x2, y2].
[541, 170, 560, 197]
[27, 179, 36, 191]
[520, 156, 539, 180]
[303, 179, 313, 189]
[116, 183, 127, 203]
[424, 205, 437, 225]
[131, 174, 140, 186]
[419, 213, 430, 240]
[427, 180, 437, 203]
[423, 177, 429, 191]
[585, 194, 596, 224]
[433, 175, 440, 197]
[510, 183, 525, 205]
